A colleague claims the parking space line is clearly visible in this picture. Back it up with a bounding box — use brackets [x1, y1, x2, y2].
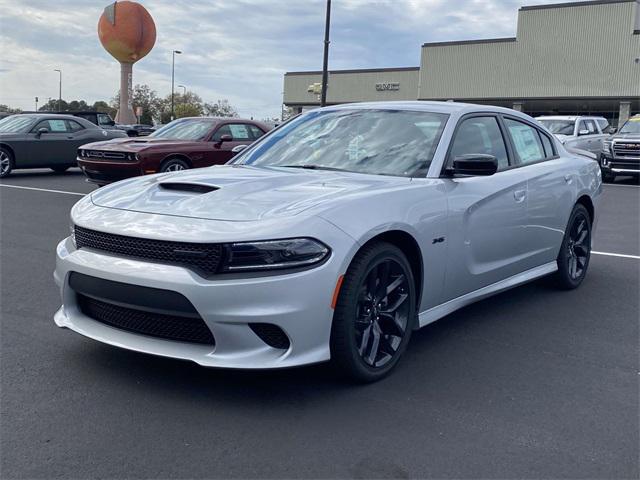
[593, 251, 640, 260]
[0, 184, 86, 196]
[603, 184, 640, 189]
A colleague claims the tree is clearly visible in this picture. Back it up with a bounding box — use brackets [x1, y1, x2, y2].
[159, 91, 204, 123]
[39, 99, 69, 112]
[112, 84, 164, 124]
[204, 99, 238, 118]
[93, 101, 117, 118]
[0, 104, 21, 113]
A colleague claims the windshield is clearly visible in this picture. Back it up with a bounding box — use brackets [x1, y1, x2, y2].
[235, 109, 448, 177]
[619, 118, 640, 134]
[0, 115, 36, 133]
[538, 119, 575, 135]
[150, 119, 213, 140]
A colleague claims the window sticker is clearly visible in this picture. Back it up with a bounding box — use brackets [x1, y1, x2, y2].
[48, 120, 67, 132]
[229, 124, 249, 139]
[509, 124, 543, 162]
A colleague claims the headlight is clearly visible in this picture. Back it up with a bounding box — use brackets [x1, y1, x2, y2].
[221, 238, 330, 272]
[603, 141, 612, 154]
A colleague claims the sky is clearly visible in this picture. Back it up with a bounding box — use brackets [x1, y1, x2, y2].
[0, 0, 583, 120]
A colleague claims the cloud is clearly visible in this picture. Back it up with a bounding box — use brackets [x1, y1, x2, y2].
[0, 0, 582, 119]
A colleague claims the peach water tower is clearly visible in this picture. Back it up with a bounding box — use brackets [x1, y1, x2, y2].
[98, 1, 156, 124]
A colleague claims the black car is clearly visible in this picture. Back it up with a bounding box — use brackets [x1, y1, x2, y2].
[601, 116, 640, 182]
[0, 114, 127, 178]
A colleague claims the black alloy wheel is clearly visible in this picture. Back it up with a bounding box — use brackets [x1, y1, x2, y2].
[0, 148, 13, 178]
[553, 204, 591, 289]
[331, 241, 416, 382]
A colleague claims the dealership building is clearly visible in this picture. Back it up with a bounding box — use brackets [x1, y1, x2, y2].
[283, 0, 640, 127]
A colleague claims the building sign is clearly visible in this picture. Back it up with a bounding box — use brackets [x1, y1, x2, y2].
[376, 82, 400, 91]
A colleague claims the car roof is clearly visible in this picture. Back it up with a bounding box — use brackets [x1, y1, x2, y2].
[319, 100, 532, 117]
[536, 115, 606, 121]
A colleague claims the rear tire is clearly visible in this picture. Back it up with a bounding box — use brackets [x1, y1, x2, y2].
[160, 158, 190, 173]
[552, 204, 591, 290]
[50, 166, 70, 174]
[0, 147, 14, 178]
[330, 241, 416, 382]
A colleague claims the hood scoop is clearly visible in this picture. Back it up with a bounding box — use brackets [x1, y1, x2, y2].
[158, 182, 219, 194]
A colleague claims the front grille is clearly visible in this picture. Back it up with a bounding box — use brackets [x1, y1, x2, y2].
[77, 293, 215, 345]
[74, 226, 224, 277]
[249, 323, 290, 350]
[81, 150, 131, 161]
[613, 142, 640, 159]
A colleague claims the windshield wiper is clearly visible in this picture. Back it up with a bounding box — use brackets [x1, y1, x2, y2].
[277, 164, 351, 172]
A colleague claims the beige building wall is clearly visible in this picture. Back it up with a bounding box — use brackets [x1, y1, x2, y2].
[283, 68, 419, 107]
[418, 0, 640, 100]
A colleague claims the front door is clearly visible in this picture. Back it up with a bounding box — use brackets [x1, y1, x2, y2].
[443, 115, 529, 301]
[28, 119, 74, 166]
[210, 123, 257, 164]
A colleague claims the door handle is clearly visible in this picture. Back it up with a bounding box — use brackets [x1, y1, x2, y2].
[513, 189, 527, 202]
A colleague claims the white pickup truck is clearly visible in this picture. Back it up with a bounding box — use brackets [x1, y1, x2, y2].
[536, 115, 613, 158]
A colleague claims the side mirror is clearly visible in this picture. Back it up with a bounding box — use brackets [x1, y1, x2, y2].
[231, 144, 248, 154]
[609, 127, 617, 134]
[107, 120, 116, 126]
[450, 154, 498, 176]
[36, 127, 49, 138]
[578, 129, 590, 136]
[219, 134, 233, 143]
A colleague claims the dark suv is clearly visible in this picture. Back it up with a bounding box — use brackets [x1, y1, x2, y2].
[601, 116, 640, 182]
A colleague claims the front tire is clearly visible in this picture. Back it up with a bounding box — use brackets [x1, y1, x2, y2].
[553, 204, 591, 290]
[330, 242, 416, 382]
[0, 148, 14, 178]
[160, 158, 190, 173]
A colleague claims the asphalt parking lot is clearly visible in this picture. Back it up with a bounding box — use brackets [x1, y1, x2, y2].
[1, 169, 638, 479]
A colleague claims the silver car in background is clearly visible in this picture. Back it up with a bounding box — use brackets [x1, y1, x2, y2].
[54, 102, 601, 382]
[536, 115, 612, 158]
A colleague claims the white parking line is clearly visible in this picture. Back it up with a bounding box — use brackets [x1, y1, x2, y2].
[604, 183, 640, 189]
[0, 184, 86, 196]
[593, 251, 640, 260]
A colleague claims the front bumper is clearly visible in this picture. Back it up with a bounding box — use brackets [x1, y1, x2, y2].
[600, 153, 640, 177]
[54, 226, 352, 369]
[77, 157, 144, 185]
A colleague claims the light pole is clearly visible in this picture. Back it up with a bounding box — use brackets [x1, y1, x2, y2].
[320, 0, 331, 107]
[54, 69, 62, 111]
[171, 50, 182, 120]
[35, 96, 38, 112]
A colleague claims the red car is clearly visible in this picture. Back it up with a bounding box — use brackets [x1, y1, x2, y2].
[77, 117, 269, 185]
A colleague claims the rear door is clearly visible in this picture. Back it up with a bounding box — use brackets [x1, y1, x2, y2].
[442, 114, 530, 300]
[502, 116, 575, 267]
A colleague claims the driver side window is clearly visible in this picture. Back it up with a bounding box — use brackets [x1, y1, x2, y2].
[449, 116, 509, 170]
[32, 119, 69, 133]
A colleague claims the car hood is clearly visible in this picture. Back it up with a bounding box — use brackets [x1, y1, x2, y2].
[80, 137, 198, 151]
[553, 134, 574, 143]
[90, 164, 408, 221]
[613, 133, 640, 141]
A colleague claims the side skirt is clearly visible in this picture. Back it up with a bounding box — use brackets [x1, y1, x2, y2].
[417, 261, 558, 329]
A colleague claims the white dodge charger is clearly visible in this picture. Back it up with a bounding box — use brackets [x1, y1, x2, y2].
[54, 102, 601, 382]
